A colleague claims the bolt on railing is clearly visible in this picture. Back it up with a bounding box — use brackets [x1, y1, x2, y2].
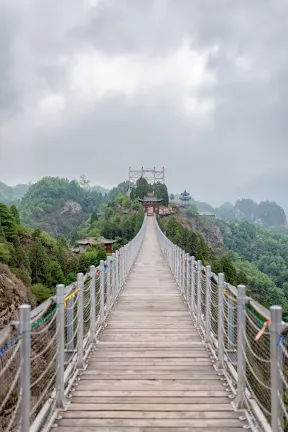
[1, 214, 147, 432]
[155, 214, 287, 432]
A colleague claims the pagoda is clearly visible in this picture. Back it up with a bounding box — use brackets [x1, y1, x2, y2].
[179, 190, 191, 207]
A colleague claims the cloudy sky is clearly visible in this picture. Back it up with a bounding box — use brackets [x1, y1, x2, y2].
[1, 0, 288, 207]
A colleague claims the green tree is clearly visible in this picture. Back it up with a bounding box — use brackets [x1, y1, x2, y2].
[0, 203, 18, 242]
[10, 205, 21, 224]
[135, 178, 149, 199]
[46, 260, 65, 288]
[31, 283, 53, 304]
[28, 239, 49, 284]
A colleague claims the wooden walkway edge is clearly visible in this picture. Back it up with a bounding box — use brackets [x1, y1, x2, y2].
[56, 217, 248, 431]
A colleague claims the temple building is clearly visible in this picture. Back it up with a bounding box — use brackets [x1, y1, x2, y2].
[138, 193, 163, 215]
[179, 190, 191, 207]
[74, 237, 116, 254]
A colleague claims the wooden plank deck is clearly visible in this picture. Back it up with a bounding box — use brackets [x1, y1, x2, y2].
[56, 217, 248, 431]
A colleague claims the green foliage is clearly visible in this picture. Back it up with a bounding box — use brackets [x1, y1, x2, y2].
[0, 242, 10, 264]
[31, 283, 54, 305]
[108, 181, 129, 202]
[20, 176, 105, 238]
[170, 193, 175, 201]
[215, 202, 235, 221]
[65, 272, 77, 286]
[153, 183, 169, 206]
[10, 205, 20, 224]
[222, 220, 288, 291]
[187, 205, 199, 217]
[134, 178, 149, 199]
[46, 260, 65, 288]
[28, 239, 50, 285]
[78, 250, 107, 273]
[0, 203, 18, 242]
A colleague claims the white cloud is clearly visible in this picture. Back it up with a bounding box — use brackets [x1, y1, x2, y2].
[67, 38, 218, 118]
[39, 93, 66, 116]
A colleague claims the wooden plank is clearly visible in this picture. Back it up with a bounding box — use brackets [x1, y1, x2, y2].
[68, 403, 235, 411]
[72, 391, 230, 397]
[71, 397, 232, 404]
[56, 428, 247, 432]
[80, 374, 220, 380]
[76, 383, 225, 391]
[90, 351, 209, 358]
[63, 411, 240, 419]
[58, 419, 245, 427]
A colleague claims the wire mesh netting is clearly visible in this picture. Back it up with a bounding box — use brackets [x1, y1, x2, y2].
[0, 330, 21, 432]
[29, 304, 59, 425]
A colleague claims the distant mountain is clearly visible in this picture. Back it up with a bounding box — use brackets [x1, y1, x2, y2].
[215, 198, 286, 227]
[229, 169, 288, 216]
[19, 177, 105, 238]
[0, 182, 30, 205]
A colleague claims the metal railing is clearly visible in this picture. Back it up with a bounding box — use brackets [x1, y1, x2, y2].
[0, 214, 147, 432]
[155, 215, 287, 432]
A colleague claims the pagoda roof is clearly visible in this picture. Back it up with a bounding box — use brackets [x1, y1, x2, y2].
[76, 236, 116, 246]
[138, 196, 163, 202]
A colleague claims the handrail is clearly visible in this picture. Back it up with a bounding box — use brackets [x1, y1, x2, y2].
[154, 214, 287, 432]
[0, 214, 147, 432]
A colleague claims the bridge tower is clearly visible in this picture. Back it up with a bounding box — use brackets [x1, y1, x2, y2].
[128, 166, 165, 194]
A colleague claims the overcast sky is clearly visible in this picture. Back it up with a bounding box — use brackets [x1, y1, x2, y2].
[1, 0, 288, 207]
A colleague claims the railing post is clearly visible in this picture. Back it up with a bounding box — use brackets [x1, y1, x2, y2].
[115, 250, 119, 297]
[205, 265, 211, 343]
[124, 245, 127, 281]
[77, 273, 85, 369]
[176, 247, 179, 286]
[106, 257, 111, 314]
[270, 305, 283, 432]
[100, 261, 105, 327]
[90, 265, 96, 343]
[121, 247, 125, 287]
[197, 260, 202, 328]
[111, 253, 116, 304]
[185, 253, 190, 302]
[234, 285, 246, 410]
[56, 284, 67, 408]
[181, 250, 184, 294]
[228, 285, 235, 349]
[217, 273, 224, 369]
[190, 256, 195, 314]
[19, 304, 31, 432]
[66, 295, 74, 352]
[119, 249, 122, 288]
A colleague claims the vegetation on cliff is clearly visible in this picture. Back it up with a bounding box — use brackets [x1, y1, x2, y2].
[19, 177, 105, 238]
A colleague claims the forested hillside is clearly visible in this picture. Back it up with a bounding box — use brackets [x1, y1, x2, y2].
[20, 177, 105, 238]
[161, 212, 288, 319]
[215, 198, 287, 226]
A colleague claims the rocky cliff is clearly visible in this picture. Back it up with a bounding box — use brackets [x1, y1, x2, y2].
[0, 263, 35, 329]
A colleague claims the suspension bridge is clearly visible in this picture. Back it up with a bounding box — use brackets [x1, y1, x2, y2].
[0, 215, 287, 432]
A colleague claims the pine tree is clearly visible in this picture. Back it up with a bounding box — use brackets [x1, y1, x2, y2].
[10, 205, 21, 225]
[29, 238, 49, 284]
[0, 203, 18, 243]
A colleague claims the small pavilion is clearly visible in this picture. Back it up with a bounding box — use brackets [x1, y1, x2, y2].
[75, 237, 116, 254]
[179, 190, 191, 207]
[138, 193, 163, 215]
